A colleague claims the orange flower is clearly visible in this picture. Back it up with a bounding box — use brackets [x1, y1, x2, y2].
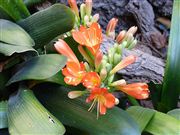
[54, 39, 79, 64]
[62, 62, 86, 86]
[72, 22, 102, 55]
[54, 39, 86, 86]
[86, 87, 115, 116]
[68, 0, 79, 18]
[82, 72, 101, 89]
[116, 83, 149, 99]
[106, 18, 118, 39]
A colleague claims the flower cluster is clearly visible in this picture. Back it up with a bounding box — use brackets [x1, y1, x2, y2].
[54, 0, 149, 118]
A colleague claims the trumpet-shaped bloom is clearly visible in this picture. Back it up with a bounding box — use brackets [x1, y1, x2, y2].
[72, 22, 102, 55]
[62, 62, 86, 86]
[86, 87, 115, 115]
[116, 83, 149, 99]
[54, 39, 86, 86]
[82, 72, 101, 89]
[54, 39, 79, 64]
[110, 55, 136, 75]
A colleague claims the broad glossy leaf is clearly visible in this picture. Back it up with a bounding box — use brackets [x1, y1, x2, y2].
[0, 42, 36, 56]
[0, 0, 30, 21]
[7, 54, 67, 85]
[0, 101, 8, 129]
[160, 0, 180, 112]
[8, 88, 65, 134]
[127, 106, 180, 135]
[167, 109, 180, 120]
[0, 19, 36, 56]
[127, 106, 155, 132]
[34, 84, 141, 135]
[0, 19, 34, 46]
[18, 4, 75, 48]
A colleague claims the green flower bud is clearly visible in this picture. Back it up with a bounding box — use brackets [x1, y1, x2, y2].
[100, 68, 107, 81]
[80, 4, 86, 22]
[106, 63, 112, 72]
[128, 39, 138, 50]
[113, 53, 122, 66]
[108, 74, 114, 85]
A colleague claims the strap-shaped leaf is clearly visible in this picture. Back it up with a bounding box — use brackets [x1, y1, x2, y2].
[167, 109, 180, 120]
[0, 19, 34, 46]
[0, 42, 36, 56]
[8, 88, 65, 134]
[0, 101, 8, 129]
[7, 54, 67, 85]
[0, 0, 30, 21]
[34, 85, 141, 135]
[18, 4, 75, 48]
[127, 106, 180, 135]
[160, 0, 180, 112]
[0, 19, 36, 56]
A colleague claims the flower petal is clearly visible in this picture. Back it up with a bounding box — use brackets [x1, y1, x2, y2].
[82, 72, 101, 89]
[54, 39, 79, 63]
[104, 93, 115, 108]
[100, 103, 106, 115]
[64, 75, 81, 86]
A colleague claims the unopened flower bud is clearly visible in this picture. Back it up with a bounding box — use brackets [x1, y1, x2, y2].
[85, 0, 92, 17]
[115, 98, 119, 105]
[106, 63, 112, 72]
[80, 3, 86, 21]
[128, 39, 138, 50]
[100, 68, 107, 81]
[121, 41, 128, 48]
[106, 18, 118, 39]
[126, 33, 134, 46]
[108, 74, 114, 85]
[102, 55, 108, 61]
[113, 53, 121, 65]
[127, 26, 138, 35]
[84, 15, 90, 25]
[116, 45, 123, 54]
[110, 79, 126, 87]
[68, 91, 84, 99]
[91, 13, 99, 22]
[84, 62, 91, 71]
[116, 30, 126, 44]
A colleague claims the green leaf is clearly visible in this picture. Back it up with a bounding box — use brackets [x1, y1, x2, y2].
[18, 4, 75, 48]
[0, 0, 30, 21]
[7, 54, 67, 85]
[0, 19, 36, 56]
[0, 101, 8, 129]
[127, 106, 155, 132]
[0, 42, 36, 56]
[160, 0, 180, 112]
[0, 19, 35, 46]
[8, 87, 65, 134]
[34, 84, 141, 135]
[127, 106, 180, 135]
[167, 109, 180, 120]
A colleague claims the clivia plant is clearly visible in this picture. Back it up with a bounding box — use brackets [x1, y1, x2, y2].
[0, 0, 179, 135]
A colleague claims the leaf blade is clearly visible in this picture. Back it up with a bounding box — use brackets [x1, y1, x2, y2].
[7, 54, 67, 85]
[34, 85, 141, 135]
